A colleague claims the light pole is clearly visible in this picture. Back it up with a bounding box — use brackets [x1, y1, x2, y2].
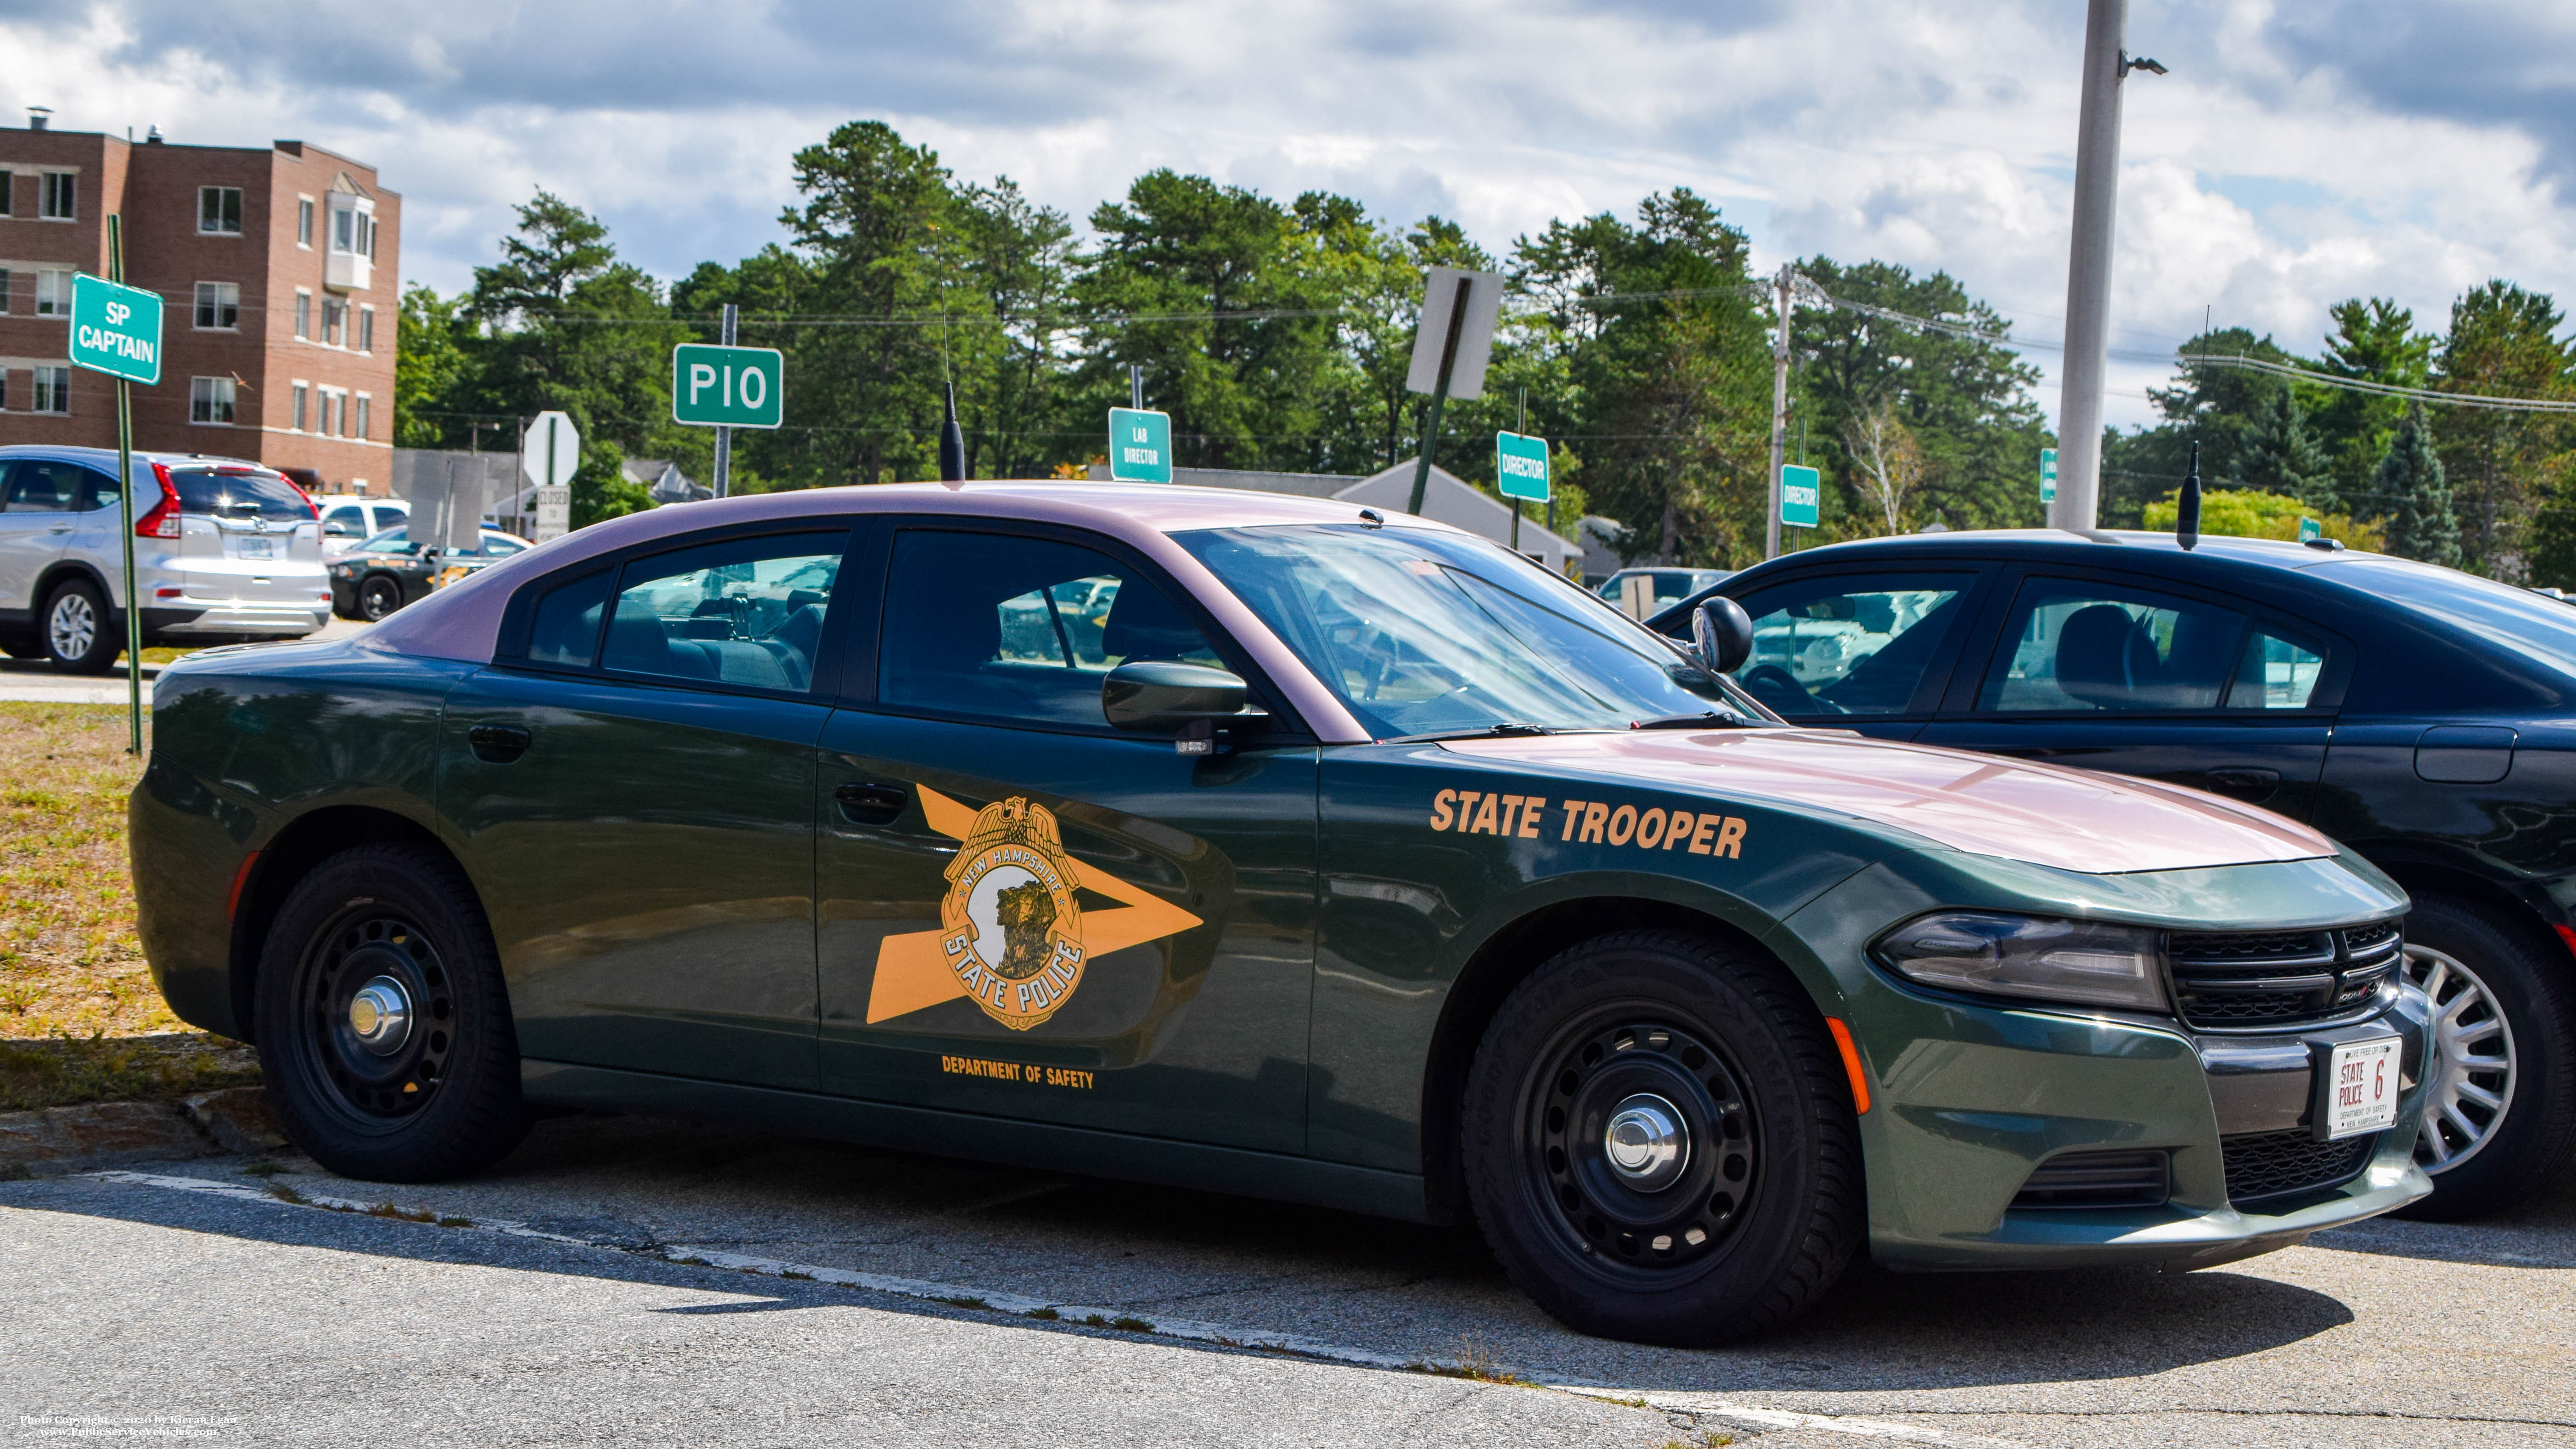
[2051, 0, 2163, 530]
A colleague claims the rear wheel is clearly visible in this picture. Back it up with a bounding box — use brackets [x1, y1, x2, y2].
[254, 843, 529, 1181]
[357, 575, 404, 621]
[42, 579, 119, 674]
[2392, 895, 2576, 1219]
[1462, 930, 1861, 1345]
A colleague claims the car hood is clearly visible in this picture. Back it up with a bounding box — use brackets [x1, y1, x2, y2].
[1440, 727, 2333, 875]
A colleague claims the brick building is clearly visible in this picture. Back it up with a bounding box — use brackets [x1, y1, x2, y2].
[0, 111, 398, 491]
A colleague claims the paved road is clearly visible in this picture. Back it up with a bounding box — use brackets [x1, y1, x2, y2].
[0, 618, 368, 703]
[4, 1112, 2570, 1448]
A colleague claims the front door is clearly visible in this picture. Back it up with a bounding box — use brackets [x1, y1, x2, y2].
[815, 525, 1317, 1153]
[440, 525, 855, 1090]
[0, 459, 82, 620]
[1914, 573, 2344, 817]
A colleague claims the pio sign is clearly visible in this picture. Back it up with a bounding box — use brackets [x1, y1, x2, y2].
[69, 274, 163, 385]
[1496, 431, 1550, 502]
[1780, 464, 1821, 528]
[1108, 407, 1172, 483]
[672, 343, 784, 429]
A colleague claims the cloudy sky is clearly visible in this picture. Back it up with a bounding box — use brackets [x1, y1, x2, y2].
[6, 0, 2569, 428]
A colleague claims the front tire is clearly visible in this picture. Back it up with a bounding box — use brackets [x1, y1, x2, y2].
[42, 579, 119, 674]
[254, 844, 529, 1181]
[357, 575, 405, 621]
[2392, 895, 2576, 1220]
[1462, 930, 1862, 1345]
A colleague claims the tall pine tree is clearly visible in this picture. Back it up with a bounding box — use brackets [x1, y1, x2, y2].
[2372, 405, 2460, 567]
[2237, 387, 2333, 508]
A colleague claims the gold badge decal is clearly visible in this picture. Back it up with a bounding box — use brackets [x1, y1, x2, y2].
[866, 787, 1203, 1030]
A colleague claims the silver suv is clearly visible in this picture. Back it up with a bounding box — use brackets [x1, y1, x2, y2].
[0, 447, 331, 673]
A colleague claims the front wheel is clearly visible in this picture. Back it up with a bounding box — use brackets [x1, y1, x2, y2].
[254, 843, 529, 1181]
[2392, 895, 2576, 1219]
[357, 575, 405, 621]
[1462, 930, 1862, 1345]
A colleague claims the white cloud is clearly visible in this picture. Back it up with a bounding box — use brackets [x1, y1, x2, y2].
[5, 0, 2569, 432]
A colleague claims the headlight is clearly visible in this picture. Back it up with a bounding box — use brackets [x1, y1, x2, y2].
[1874, 911, 2166, 1012]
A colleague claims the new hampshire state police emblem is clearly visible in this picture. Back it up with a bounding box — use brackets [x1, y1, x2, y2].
[940, 797, 1086, 1030]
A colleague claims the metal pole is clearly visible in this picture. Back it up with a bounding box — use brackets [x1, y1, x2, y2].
[1129, 364, 1144, 410]
[1406, 277, 1474, 516]
[2053, 0, 2130, 531]
[110, 214, 142, 755]
[714, 303, 737, 499]
[1766, 263, 1792, 559]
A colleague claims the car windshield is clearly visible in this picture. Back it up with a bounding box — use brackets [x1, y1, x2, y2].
[1178, 524, 1759, 738]
[165, 466, 313, 523]
[2315, 556, 2576, 682]
[357, 527, 421, 555]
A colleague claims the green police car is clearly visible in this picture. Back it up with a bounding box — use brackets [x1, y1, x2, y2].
[131, 483, 2432, 1344]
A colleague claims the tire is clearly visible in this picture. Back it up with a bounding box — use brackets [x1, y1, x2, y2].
[2391, 895, 2576, 1220]
[357, 575, 405, 621]
[41, 578, 119, 674]
[1462, 929, 1862, 1345]
[253, 843, 530, 1181]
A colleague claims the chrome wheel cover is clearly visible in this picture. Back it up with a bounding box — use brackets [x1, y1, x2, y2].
[47, 592, 96, 659]
[2402, 944, 2517, 1173]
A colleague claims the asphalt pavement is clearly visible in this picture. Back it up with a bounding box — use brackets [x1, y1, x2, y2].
[4, 1111, 2570, 1448]
[0, 617, 368, 704]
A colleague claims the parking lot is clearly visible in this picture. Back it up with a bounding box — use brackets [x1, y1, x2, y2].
[5, 1110, 2570, 1448]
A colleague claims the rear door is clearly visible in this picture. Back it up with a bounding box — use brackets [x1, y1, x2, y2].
[1714, 567, 1997, 741]
[1913, 569, 2348, 816]
[0, 460, 82, 617]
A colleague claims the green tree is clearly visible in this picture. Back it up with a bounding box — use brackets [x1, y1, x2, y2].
[949, 178, 1077, 480]
[2237, 386, 2332, 506]
[2373, 404, 2460, 567]
[2434, 280, 2576, 578]
[392, 284, 476, 448]
[2312, 298, 2433, 516]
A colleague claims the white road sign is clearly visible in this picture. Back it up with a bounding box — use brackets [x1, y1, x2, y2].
[532, 486, 571, 544]
[1406, 267, 1505, 400]
[521, 411, 581, 489]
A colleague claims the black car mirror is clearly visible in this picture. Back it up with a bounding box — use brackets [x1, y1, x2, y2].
[1102, 660, 1269, 751]
[1692, 597, 1755, 675]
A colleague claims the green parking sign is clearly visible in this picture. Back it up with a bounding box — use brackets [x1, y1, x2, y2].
[69, 273, 163, 385]
[2041, 447, 2059, 504]
[1781, 464, 1821, 528]
[672, 343, 784, 428]
[1496, 431, 1550, 502]
[1108, 407, 1172, 483]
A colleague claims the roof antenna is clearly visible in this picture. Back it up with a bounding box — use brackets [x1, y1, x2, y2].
[937, 319, 967, 485]
[2177, 440, 2202, 552]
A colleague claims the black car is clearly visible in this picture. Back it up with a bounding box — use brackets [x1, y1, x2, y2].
[1654, 530, 2576, 1218]
[329, 526, 530, 621]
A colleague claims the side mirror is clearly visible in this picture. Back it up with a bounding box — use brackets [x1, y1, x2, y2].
[1692, 597, 1755, 675]
[1103, 660, 1267, 747]
[324, 522, 350, 536]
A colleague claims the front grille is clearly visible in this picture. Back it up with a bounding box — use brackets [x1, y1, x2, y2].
[2166, 923, 2404, 1032]
[2222, 1129, 2379, 1205]
[2010, 1150, 2171, 1210]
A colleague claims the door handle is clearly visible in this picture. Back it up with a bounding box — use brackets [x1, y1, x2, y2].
[467, 724, 533, 764]
[2205, 766, 2280, 803]
[834, 781, 909, 826]
[47, 525, 73, 534]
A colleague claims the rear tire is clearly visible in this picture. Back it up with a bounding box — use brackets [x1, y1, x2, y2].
[254, 843, 529, 1181]
[42, 579, 119, 674]
[2391, 895, 2576, 1220]
[1462, 930, 1862, 1345]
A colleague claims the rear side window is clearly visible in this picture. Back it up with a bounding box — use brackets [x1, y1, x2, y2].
[1727, 573, 1975, 719]
[166, 466, 313, 523]
[3, 460, 85, 512]
[1977, 578, 2327, 714]
[526, 571, 611, 668]
[601, 532, 844, 693]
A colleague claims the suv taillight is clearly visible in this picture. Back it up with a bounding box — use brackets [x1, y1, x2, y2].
[135, 462, 183, 539]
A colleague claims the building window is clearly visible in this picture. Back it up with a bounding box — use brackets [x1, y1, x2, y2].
[33, 366, 70, 413]
[197, 185, 243, 235]
[0, 267, 11, 314]
[354, 395, 371, 439]
[297, 197, 314, 247]
[291, 382, 308, 432]
[190, 376, 237, 424]
[323, 391, 342, 437]
[323, 298, 345, 347]
[193, 281, 241, 330]
[0, 169, 11, 216]
[358, 305, 375, 353]
[294, 291, 310, 339]
[40, 171, 75, 220]
[35, 269, 71, 316]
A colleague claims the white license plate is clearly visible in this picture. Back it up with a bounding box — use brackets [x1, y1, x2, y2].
[2324, 1036, 2402, 1140]
[235, 536, 274, 559]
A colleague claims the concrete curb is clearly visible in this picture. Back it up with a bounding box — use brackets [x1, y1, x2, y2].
[0, 1087, 284, 1177]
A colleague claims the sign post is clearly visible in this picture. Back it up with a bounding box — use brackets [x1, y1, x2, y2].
[519, 410, 579, 549]
[1780, 464, 1821, 534]
[1403, 267, 1504, 515]
[2041, 447, 2059, 505]
[1496, 430, 1550, 551]
[672, 330, 784, 500]
[68, 223, 162, 754]
[2298, 516, 2321, 543]
[1107, 407, 1172, 483]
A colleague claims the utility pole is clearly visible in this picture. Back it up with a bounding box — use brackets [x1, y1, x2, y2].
[713, 303, 737, 498]
[1129, 364, 1144, 410]
[2052, 0, 2163, 529]
[1765, 262, 1793, 559]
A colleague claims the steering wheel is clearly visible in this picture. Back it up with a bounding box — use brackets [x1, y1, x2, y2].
[1739, 663, 1846, 716]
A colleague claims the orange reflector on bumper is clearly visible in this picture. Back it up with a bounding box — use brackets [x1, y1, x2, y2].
[1825, 1017, 1872, 1115]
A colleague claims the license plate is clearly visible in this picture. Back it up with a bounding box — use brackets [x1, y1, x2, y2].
[2322, 1036, 2402, 1140]
[236, 536, 274, 559]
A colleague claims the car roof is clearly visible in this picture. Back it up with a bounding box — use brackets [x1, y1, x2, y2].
[1739, 528, 2368, 576]
[0, 445, 283, 470]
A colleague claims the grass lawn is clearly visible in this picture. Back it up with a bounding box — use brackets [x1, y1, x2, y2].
[0, 702, 258, 1111]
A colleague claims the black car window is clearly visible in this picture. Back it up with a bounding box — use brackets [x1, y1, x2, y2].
[2, 460, 81, 512]
[164, 466, 313, 522]
[1726, 573, 1973, 718]
[602, 532, 844, 693]
[880, 530, 1224, 728]
[1980, 579, 2258, 713]
[2227, 628, 2327, 709]
[2313, 556, 2576, 686]
[526, 570, 613, 668]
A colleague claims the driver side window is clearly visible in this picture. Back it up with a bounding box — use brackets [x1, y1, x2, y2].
[1727, 573, 1975, 719]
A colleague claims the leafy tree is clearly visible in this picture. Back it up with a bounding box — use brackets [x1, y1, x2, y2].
[392, 284, 475, 448]
[2312, 298, 2433, 516]
[2140, 489, 2384, 553]
[949, 178, 1077, 480]
[2373, 405, 2460, 567]
[2434, 280, 2576, 578]
[2236, 386, 2332, 507]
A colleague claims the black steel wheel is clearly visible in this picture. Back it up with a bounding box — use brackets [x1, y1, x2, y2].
[255, 843, 528, 1181]
[357, 574, 405, 621]
[1463, 930, 1860, 1345]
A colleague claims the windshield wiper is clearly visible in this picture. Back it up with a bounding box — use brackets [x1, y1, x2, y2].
[1629, 710, 1749, 730]
[1389, 722, 1561, 744]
